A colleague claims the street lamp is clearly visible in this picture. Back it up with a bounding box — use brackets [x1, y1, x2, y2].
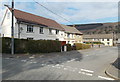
[11, 0, 14, 55]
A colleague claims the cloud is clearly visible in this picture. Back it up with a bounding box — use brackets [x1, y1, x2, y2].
[31, 2, 118, 24]
[0, 1, 118, 25]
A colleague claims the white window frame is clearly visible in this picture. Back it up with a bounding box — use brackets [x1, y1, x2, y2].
[39, 27, 44, 34]
[56, 30, 59, 35]
[27, 25, 33, 33]
[49, 28, 52, 35]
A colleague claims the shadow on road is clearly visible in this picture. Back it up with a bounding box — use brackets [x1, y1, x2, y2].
[2, 50, 83, 80]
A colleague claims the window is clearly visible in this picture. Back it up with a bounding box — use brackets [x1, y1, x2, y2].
[49, 28, 52, 34]
[40, 27, 44, 34]
[107, 42, 109, 45]
[56, 30, 59, 34]
[102, 39, 104, 41]
[56, 38, 59, 40]
[68, 41, 70, 44]
[107, 39, 109, 41]
[27, 38, 33, 40]
[27, 25, 33, 33]
[67, 33, 70, 38]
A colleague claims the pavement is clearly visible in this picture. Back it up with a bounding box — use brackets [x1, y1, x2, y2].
[2, 46, 118, 80]
[105, 64, 120, 80]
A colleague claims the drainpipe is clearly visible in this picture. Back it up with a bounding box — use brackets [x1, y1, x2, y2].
[18, 21, 20, 39]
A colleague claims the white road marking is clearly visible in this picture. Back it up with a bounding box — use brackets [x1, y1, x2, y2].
[81, 72, 86, 74]
[98, 76, 114, 80]
[85, 73, 93, 76]
[81, 69, 94, 73]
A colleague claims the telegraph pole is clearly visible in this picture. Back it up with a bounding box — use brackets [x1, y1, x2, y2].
[11, 0, 14, 55]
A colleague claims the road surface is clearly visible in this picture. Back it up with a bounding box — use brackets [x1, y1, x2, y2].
[2, 47, 118, 80]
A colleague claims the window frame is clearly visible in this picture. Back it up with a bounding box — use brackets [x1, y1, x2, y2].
[56, 30, 59, 35]
[27, 25, 33, 33]
[49, 28, 52, 35]
[39, 26, 44, 34]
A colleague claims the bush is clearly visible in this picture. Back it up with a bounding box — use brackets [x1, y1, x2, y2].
[14, 39, 28, 53]
[65, 44, 72, 51]
[74, 43, 91, 50]
[2, 37, 11, 53]
[2, 37, 61, 54]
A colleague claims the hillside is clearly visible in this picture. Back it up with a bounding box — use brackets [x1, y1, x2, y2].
[69, 22, 120, 34]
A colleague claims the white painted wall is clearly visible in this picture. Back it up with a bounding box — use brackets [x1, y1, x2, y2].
[1, 8, 17, 38]
[101, 39, 113, 46]
[83, 38, 113, 46]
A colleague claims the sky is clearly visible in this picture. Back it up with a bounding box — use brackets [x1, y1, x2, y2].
[0, 0, 119, 25]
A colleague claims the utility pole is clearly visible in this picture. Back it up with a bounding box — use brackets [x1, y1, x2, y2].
[11, 0, 14, 55]
[113, 32, 114, 46]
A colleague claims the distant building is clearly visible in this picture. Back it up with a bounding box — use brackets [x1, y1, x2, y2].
[60, 24, 83, 45]
[1, 7, 83, 45]
[83, 34, 118, 46]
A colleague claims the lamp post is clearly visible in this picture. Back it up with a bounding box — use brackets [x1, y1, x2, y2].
[11, 0, 14, 55]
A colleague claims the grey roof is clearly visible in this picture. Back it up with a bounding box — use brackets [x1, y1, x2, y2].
[83, 34, 114, 39]
[60, 24, 83, 34]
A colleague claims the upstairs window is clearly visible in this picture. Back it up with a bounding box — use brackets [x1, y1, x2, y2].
[49, 28, 52, 34]
[67, 33, 70, 38]
[40, 27, 44, 34]
[56, 30, 59, 34]
[107, 39, 109, 41]
[27, 25, 33, 33]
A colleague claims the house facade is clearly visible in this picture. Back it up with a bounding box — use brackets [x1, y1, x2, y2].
[60, 24, 83, 45]
[83, 34, 114, 46]
[1, 7, 83, 45]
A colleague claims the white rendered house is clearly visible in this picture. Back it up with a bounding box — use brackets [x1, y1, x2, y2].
[83, 34, 114, 46]
[1, 7, 83, 45]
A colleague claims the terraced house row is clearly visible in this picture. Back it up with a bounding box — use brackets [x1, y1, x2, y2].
[1, 7, 83, 45]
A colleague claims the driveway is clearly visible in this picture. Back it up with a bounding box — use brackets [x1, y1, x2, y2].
[2, 47, 118, 80]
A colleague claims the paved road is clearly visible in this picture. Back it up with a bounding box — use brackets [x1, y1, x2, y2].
[2, 47, 118, 80]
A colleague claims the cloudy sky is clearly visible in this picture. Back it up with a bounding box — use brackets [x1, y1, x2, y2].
[0, 0, 119, 25]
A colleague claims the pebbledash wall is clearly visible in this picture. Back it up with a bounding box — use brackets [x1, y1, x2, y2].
[1, 8, 83, 45]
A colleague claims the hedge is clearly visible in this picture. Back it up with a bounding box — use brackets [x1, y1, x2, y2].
[65, 44, 72, 51]
[74, 43, 91, 50]
[2, 37, 61, 54]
